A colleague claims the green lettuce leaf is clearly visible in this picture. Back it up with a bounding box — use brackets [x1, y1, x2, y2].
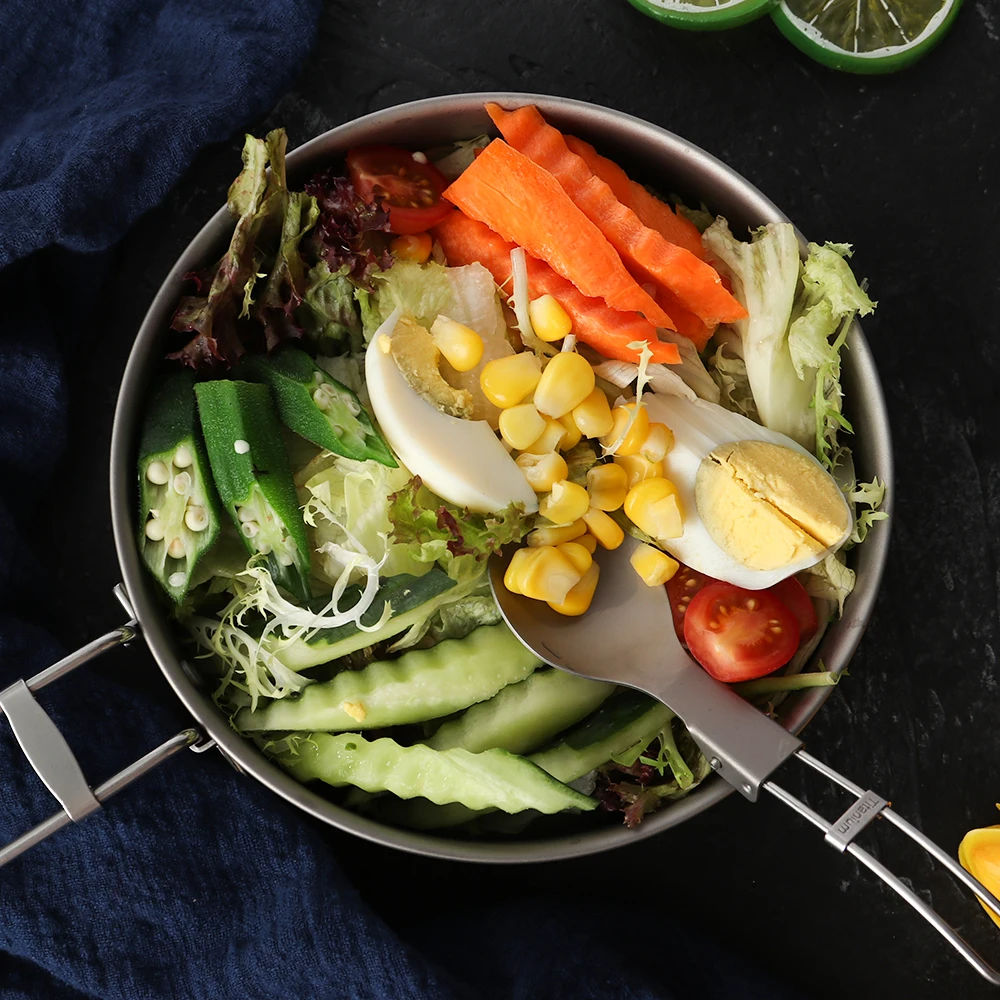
[708, 341, 758, 421]
[298, 261, 363, 354]
[846, 476, 888, 545]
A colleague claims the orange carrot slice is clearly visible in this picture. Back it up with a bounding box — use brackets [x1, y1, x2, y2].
[486, 104, 745, 329]
[433, 211, 680, 366]
[564, 133, 706, 261]
[441, 139, 674, 330]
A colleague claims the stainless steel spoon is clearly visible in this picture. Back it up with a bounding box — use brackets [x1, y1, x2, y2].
[490, 535, 1000, 984]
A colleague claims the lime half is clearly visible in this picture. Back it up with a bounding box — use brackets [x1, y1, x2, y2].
[772, 0, 963, 73]
[626, 0, 777, 31]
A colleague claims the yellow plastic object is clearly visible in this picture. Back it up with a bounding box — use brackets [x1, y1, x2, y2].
[556, 541, 593, 576]
[582, 506, 625, 550]
[639, 422, 675, 463]
[548, 562, 600, 617]
[586, 463, 629, 512]
[499, 403, 546, 451]
[523, 417, 568, 455]
[533, 352, 596, 419]
[480, 352, 542, 408]
[624, 477, 684, 541]
[528, 294, 573, 342]
[573, 388, 614, 438]
[390, 232, 433, 263]
[959, 822, 1000, 930]
[527, 519, 587, 547]
[629, 544, 680, 587]
[515, 451, 568, 493]
[576, 532, 598, 554]
[600, 403, 650, 456]
[430, 316, 484, 373]
[614, 453, 664, 490]
[558, 409, 583, 451]
[539, 480, 591, 524]
[519, 545, 583, 604]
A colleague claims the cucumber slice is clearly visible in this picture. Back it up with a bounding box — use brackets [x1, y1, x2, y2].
[626, 0, 776, 31]
[272, 733, 596, 815]
[427, 668, 615, 755]
[237, 623, 540, 732]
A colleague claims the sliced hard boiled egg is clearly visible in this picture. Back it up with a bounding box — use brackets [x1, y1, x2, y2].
[365, 310, 538, 515]
[643, 393, 851, 590]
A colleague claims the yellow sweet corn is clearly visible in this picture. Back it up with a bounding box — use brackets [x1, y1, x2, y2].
[582, 506, 625, 550]
[629, 544, 680, 587]
[480, 352, 542, 408]
[523, 417, 568, 455]
[613, 453, 664, 490]
[624, 477, 684, 541]
[572, 387, 614, 438]
[527, 519, 587, 547]
[548, 563, 600, 617]
[558, 409, 583, 451]
[518, 545, 583, 604]
[515, 451, 568, 493]
[539, 479, 591, 524]
[556, 541, 593, 576]
[576, 532, 598, 554]
[499, 403, 546, 451]
[586, 463, 628, 512]
[533, 352, 595, 419]
[960, 821, 1000, 929]
[503, 547, 539, 595]
[390, 232, 433, 263]
[528, 294, 573, 343]
[600, 403, 650, 456]
[639, 422, 675, 463]
[430, 315, 484, 372]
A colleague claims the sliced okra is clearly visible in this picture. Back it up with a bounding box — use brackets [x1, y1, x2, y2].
[242, 346, 396, 466]
[194, 380, 312, 602]
[138, 371, 221, 603]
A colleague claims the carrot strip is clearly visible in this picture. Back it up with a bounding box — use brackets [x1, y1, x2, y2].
[564, 133, 706, 261]
[441, 139, 674, 330]
[433, 211, 680, 366]
[656, 288, 714, 351]
[487, 104, 745, 329]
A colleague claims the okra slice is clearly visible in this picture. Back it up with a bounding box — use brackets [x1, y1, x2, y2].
[243, 346, 396, 466]
[194, 380, 312, 601]
[138, 372, 221, 602]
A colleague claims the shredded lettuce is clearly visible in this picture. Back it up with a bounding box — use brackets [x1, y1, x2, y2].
[509, 248, 558, 358]
[708, 341, 758, 421]
[846, 476, 889, 545]
[431, 135, 491, 181]
[602, 340, 654, 457]
[801, 552, 856, 616]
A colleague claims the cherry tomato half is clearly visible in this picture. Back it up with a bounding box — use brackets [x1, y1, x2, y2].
[346, 145, 453, 235]
[665, 565, 714, 641]
[683, 581, 800, 683]
[770, 576, 818, 643]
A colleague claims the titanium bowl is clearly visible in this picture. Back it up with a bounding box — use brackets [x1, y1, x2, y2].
[111, 92, 893, 863]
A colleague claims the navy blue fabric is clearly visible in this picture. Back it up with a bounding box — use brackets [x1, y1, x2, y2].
[0, 3, 804, 998]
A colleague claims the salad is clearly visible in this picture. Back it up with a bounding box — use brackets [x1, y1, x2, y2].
[137, 103, 885, 831]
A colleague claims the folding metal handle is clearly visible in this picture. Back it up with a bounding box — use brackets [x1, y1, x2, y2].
[0, 586, 207, 868]
[765, 750, 1000, 985]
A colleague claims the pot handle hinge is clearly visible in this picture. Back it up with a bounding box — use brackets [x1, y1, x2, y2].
[0, 585, 209, 869]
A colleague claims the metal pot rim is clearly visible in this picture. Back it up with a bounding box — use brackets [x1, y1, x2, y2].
[110, 92, 894, 864]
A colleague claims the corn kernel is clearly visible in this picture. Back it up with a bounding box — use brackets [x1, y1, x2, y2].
[613, 453, 664, 490]
[519, 545, 583, 604]
[573, 388, 614, 438]
[533, 352, 596, 419]
[640, 422, 674, 463]
[586, 463, 629, 512]
[576, 532, 598, 554]
[430, 315, 484, 372]
[548, 563, 600, 617]
[522, 417, 567, 455]
[528, 294, 573, 343]
[558, 409, 583, 451]
[600, 403, 650, 456]
[556, 541, 593, 576]
[629, 544, 680, 587]
[480, 352, 542, 408]
[503, 547, 539, 595]
[527, 519, 587, 547]
[390, 232, 433, 263]
[624, 478, 684, 541]
[499, 403, 546, 451]
[582, 507, 625, 550]
[516, 451, 568, 493]
[539, 479, 591, 524]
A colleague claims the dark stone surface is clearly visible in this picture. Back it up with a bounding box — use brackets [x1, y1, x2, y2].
[39, 1, 1000, 996]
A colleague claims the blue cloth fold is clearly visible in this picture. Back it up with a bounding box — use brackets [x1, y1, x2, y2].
[0, 3, 802, 997]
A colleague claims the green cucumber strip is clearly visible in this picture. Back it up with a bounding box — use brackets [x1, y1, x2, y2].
[194, 380, 311, 601]
[273, 570, 455, 671]
[237, 623, 540, 732]
[138, 372, 221, 602]
[245, 347, 396, 466]
[427, 669, 615, 755]
[272, 733, 596, 815]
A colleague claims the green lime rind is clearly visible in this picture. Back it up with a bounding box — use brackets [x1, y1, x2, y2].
[626, 0, 776, 31]
[771, 0, 963, 75]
